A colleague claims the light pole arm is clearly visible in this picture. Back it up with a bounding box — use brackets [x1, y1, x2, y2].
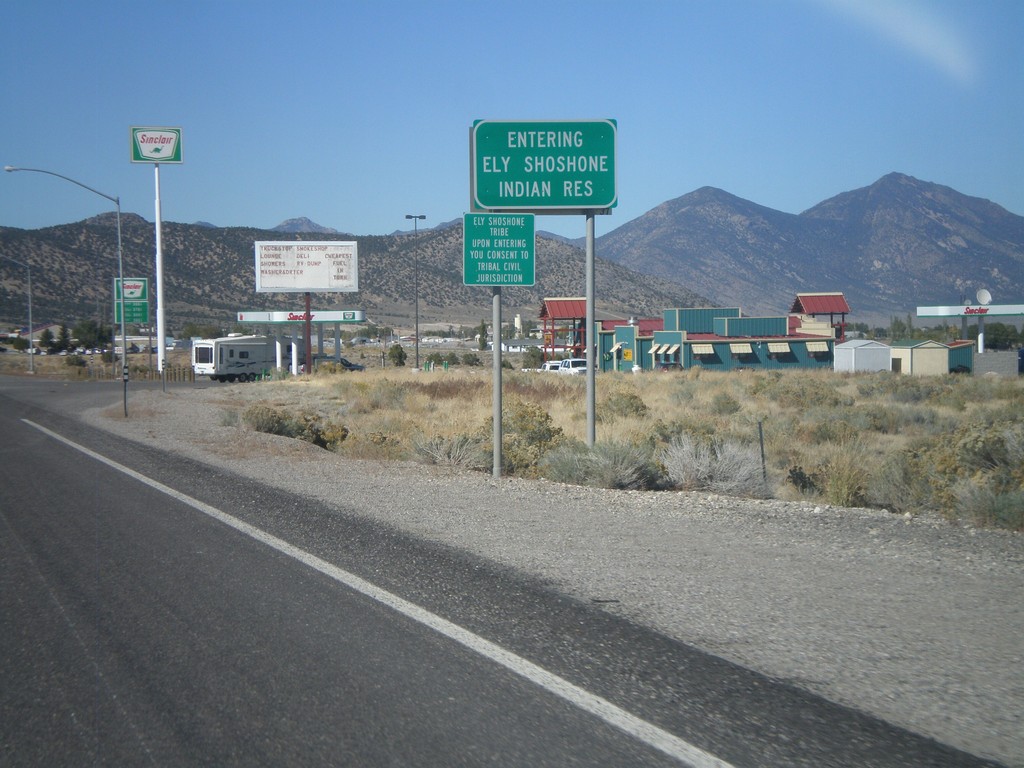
[6, 164, 128, 415]
[5, 166, 119, 207]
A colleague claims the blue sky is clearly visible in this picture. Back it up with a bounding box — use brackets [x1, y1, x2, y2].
[2, 0, 1021, 240]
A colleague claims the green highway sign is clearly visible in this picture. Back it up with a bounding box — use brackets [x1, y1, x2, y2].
[130, 126, 183, 163]
[463, 213, 535, 286]
[471, 120, 616, 213]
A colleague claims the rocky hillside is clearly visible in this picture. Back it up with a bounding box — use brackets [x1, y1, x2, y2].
[591, 173, 1024, 326]
[0, 217, 706, 332]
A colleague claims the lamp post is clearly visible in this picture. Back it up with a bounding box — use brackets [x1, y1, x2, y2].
[405, 213, 426, 369]
[0, 255, 32, 373]
[5, 165, 129, 416]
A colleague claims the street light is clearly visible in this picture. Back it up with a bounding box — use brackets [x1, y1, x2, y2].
[0, 255, 32, 373]
[5, 165, 129, 416]
[405, 213, 426, 369]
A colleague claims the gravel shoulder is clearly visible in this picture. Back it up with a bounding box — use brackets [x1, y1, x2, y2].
[84, 386, 1023, 766]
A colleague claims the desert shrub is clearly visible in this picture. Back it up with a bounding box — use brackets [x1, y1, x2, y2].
[338, 428, 408, 462]
[413, 434, 486, 468]
[490, 400, 565, 476]
[783, 440, 870, 507]
[540, 440, 661, 490]
[864, 451, 933, 513]
[748, 373, 851, 409]
[461, 352, 482, 366]
[661, 434, 768, 497]
[350, 380, 406, 413]
[821, 449, 870, 507]
[953, 482, 1024, 531]
[243, 403, 300, 437]
[600, 389, 650, 421]
[787, 466, 820, 495]
[795, 410, 859, 444]
[296, 413, 349, 451]
[710, 391, 742, 415]
[242, 404, 347, 451]
[64, 355, 86, 368]
[219, 409, 240, 427]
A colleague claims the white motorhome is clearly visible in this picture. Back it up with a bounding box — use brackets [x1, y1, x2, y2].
[192, 334, 299, 382]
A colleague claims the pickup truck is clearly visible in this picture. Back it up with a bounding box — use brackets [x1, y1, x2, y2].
[556, 358, 588, 375]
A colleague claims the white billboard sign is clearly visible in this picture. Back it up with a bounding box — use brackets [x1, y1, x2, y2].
[255, 241, 358, 293]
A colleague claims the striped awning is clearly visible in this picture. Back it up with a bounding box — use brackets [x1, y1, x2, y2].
[691, 344, 715, 355]
[729, 343, 753, 355]
[806, 340, 830, 353]
[666, 344, 680, 354]
[649, 345, 661, 355]
[767, 342, 791, 354]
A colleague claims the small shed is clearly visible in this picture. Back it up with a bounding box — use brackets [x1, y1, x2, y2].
[890, 339, 974, 376]
[834, 339, 890, 373]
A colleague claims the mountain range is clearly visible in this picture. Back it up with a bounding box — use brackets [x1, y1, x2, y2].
[1, 173, 1021, 332]
[589, 173, 1024, 325]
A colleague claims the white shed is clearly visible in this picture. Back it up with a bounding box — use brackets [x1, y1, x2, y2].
[833, 339, 891, 373]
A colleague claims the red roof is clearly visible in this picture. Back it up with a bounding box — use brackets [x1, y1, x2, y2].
[540, 298, 587, 321]
[790, 293, 851, 315]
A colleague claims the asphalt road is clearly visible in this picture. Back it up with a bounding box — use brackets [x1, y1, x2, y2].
[0, 377, 1007, 767]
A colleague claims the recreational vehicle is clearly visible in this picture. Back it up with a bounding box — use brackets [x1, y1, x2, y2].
[192, 334, 299, 382]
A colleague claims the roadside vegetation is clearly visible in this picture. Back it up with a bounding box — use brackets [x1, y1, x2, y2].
[4, 347, 1020, 530]
[217, 365, 1022, 532]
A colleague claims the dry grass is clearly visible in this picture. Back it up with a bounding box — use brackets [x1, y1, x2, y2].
[9, 350, 1022, 529]
[232, 365, 1022, 529]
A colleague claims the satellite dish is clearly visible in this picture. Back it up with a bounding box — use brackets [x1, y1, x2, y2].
[976, 288, 992, 306]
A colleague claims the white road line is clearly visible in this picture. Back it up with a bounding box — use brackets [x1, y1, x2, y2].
[25, 419, 735, 768]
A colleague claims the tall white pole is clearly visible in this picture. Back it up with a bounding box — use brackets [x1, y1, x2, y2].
[154, 164, 166, 373]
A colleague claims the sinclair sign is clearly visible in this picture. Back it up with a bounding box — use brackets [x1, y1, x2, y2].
[130, 127, 183, 163]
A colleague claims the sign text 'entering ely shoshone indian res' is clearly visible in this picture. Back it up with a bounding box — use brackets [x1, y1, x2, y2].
[471, 120, 617, 213]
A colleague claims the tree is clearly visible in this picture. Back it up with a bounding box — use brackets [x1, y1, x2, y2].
[73, 319, 109, 350]
[889, 316, 909, 340]
[523, 346, 544, 369]
[981, 322, 1020, 350]
[387, 343, 407, 367]
[477, 320, 488, 351]
[56, 324, 72, 352]
[38, 327, 55, 352]
[181, 322, 221, 339]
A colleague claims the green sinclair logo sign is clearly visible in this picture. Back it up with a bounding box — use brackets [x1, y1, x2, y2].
[130, 127, 183, 163]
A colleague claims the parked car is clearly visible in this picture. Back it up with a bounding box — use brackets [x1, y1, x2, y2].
[556, 358, 588, 375]
[540, 360, 562, 372]
[337, 356, 365, 371]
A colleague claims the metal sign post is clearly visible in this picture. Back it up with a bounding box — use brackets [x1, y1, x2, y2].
[470, 120, 616, 454]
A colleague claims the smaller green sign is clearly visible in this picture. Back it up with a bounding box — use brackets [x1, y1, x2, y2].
[463, 213, 535, 286]
[130, 126, 183, 163]
[115, 301, 149, 324]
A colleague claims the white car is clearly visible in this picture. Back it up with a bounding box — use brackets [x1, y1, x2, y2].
[556, 358, 588, 375]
